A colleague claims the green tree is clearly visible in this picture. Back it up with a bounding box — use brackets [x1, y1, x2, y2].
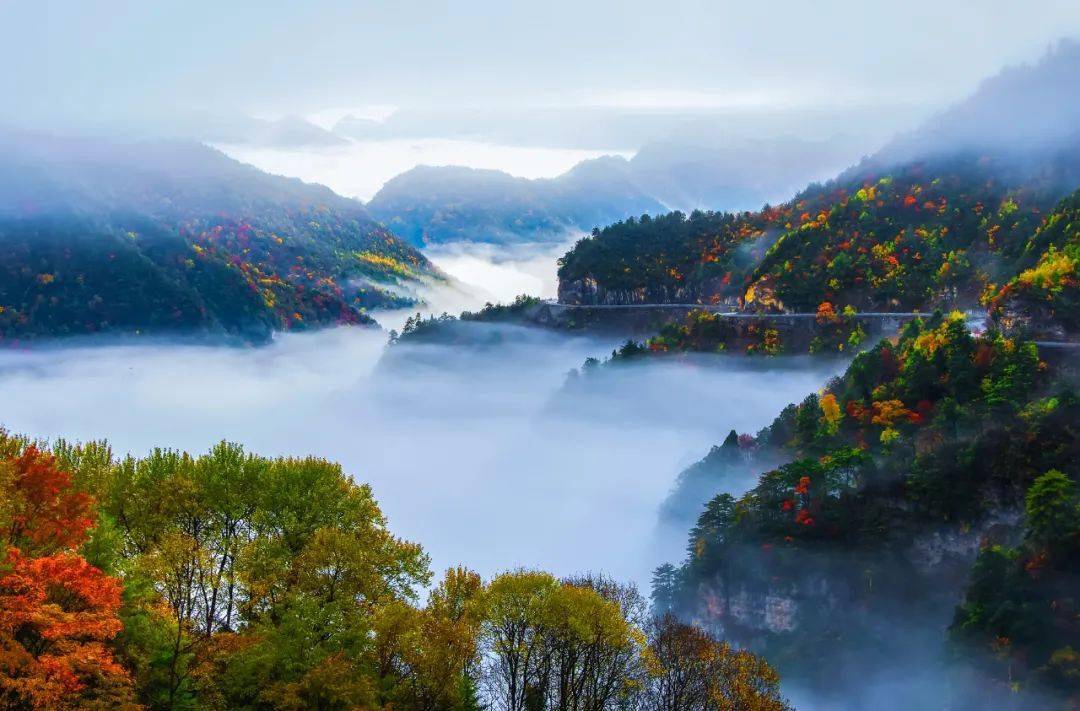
[1024, 469, 1079, 555]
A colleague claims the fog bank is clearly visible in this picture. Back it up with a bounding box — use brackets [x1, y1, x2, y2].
[0, 325, 837, 588]
[424, 239, 573, 300]
[369, 238, 574, 333]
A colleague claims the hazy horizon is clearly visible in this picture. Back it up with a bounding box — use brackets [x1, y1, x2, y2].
[5, 2, 1079, 203]
[6, 2, 1079, 125]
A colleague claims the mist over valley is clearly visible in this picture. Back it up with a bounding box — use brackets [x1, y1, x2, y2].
[0, 4, 1078, 709]
[0, 319, 839, 592]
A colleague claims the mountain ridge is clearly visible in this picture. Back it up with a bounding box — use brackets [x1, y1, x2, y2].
[366, 135, 866, 247]
[0, 130, 436, 343]
[556, 40, 1080, 331]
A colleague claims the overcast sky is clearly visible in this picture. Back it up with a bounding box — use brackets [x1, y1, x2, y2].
[3, 0, 1079, 127]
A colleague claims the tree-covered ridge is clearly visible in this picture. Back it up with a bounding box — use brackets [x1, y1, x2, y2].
[987, 188, 1079, 338]
[388, 295, 544, 345]
[557, 207, 787, 305]
[558, 154, 1075, 316]
[0, 432, 790, 710]
[656, 313, 1078, 705]
[950, 468, 1080, 701]
[559, 43, 1080, 318]
[0, 134, 436, 343]
[745, 158, 1057, 312]
[0, 212, 428, 344]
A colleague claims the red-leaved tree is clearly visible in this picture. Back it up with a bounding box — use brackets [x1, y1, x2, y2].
[0, 446, 137, 709]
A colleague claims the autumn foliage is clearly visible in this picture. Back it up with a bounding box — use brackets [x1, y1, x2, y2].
[0, 447, 135, 709]
[664, 311, 1077, 703]
[0, 434, 792, 710]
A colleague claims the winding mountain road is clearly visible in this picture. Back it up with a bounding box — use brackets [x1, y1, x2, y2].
[540, 301, 1079, 348]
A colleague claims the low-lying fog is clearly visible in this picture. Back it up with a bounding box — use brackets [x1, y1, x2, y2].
[373, 239, 577, 333]
[424, 239, 574, 300]
[0, 323, 841, 590]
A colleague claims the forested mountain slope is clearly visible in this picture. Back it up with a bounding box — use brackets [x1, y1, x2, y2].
[0, 131, 436, 343]
[557, 42, 1080, 322]
[988, 188, 1079, 339]
[558, 151, 1079, 315]
[654, 313, 1079, 707]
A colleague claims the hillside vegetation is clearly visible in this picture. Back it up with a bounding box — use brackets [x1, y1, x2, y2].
[653, 313, 1078, 707]
[558, 42, 1080, 331]
[0, 433, 790, 710]
[988, 188, 1079, 338]
[558, 156, 1077, 316]
[0, 132, 435, 343]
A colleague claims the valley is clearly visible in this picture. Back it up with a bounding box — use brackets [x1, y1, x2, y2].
[0, 323, 840, 591]
[0, 12, 1077, 709]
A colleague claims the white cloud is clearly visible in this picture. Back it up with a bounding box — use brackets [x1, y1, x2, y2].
[0, 325, 842, 588]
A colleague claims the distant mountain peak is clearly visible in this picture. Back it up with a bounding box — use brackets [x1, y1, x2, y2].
[251, 115, 348, 148]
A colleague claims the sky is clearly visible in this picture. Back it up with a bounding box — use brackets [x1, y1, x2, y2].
[4, 1, 1079, 202]
[4, 0, 1079, 127]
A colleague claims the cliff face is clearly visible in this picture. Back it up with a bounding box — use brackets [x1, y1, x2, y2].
[690, 509, 1021, 640]
[558, 277, 704, 306]
[682, 509, 1023, 708]
[558, 271, 752, 307]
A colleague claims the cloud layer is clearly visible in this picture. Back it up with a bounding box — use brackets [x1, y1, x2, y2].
[0, 324, 839, 588]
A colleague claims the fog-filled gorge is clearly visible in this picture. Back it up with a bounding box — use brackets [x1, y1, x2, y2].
[422, 239, 574, 305]
[0, 323, 840, 589]
[5, 5, 1080, 704]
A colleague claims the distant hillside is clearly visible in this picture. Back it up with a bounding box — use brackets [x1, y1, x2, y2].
[0, 131, 435, 343]
[557, 42, 1080, 337]
[366, 158, 664, 247]
[366, 136, 864, 248]
[245, 115, 349, 148]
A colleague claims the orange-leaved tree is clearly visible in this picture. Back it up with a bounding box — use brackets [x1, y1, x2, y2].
[0, 446, 138, 709]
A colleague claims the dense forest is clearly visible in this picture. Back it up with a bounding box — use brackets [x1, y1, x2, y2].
[556, 208, 781, 307]
[557, 183, 1077, 360]
[558, 42, 1080, 318]
[651, 313, 1079, 707]
[0, 432, 793, 710]
[0, 133, 435, 344]
[557, 155, 1077, 315]
[988, 187, 1080, 338]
